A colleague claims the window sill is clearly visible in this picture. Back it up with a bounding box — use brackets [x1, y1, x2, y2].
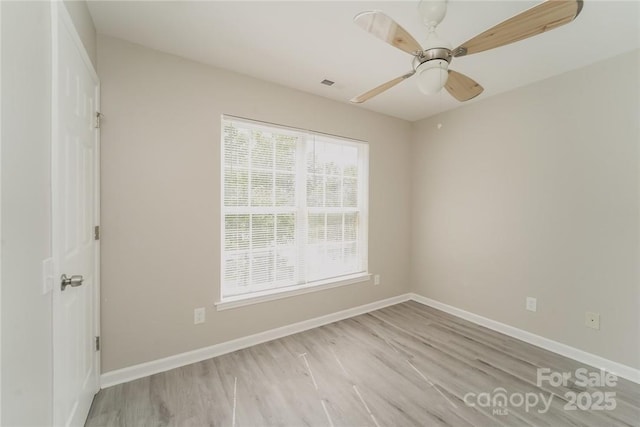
[215, 273, 371, 311]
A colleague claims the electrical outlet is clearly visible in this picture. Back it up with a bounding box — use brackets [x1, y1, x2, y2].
[585, 312, 600, 330]
[374, 274, 380, 285]
[194, 307, 206, 325]
[526, 297, 537, 312]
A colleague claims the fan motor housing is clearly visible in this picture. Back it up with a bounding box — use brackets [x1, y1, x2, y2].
[416, 47, 452, 66]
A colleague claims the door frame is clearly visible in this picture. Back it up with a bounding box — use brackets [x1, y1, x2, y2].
[51, 1, 101, 424]
[0, 0, 3, 422]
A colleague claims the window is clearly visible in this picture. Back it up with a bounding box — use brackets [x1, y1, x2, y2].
[221, 116, 369, 305]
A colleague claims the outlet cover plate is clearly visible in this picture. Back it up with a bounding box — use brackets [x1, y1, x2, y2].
[374, 275, 380, 285]
[194, 307, 206, 325]
[526, 297, 537, 312]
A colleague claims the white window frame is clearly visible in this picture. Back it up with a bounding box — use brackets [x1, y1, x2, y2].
[217, 115, 369, 310]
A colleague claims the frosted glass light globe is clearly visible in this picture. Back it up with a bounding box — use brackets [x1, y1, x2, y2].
[416, 59, 449, 95]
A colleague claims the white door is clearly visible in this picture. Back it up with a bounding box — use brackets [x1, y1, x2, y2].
[52, 3, 100, 426]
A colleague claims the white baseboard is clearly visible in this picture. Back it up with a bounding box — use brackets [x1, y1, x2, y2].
[101, 291, 640, 388]
[409, 293, 640, 385]
[100, 293, 412, 388]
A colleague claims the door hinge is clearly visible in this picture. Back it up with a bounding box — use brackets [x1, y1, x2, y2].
[95, 111, 103, 129]
[94, 225, 100, 241]
[95, 336, 100, 351]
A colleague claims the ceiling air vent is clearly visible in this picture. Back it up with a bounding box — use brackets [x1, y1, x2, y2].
[320, 79, 335, 86]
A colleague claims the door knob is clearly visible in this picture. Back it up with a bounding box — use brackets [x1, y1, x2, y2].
[61, 274, 84, 291]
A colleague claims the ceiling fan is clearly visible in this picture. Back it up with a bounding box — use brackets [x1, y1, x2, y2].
[350, 0, 583, 104]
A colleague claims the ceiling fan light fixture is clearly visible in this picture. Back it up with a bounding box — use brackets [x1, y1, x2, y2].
[351, 0, 582, 103]
[416, 59, 448, 95]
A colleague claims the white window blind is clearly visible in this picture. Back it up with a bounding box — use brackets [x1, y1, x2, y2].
[221, 116, 369, 301]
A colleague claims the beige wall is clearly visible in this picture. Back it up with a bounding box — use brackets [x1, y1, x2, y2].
[411, 49, 640, 369]
[97, 35, 413, 373]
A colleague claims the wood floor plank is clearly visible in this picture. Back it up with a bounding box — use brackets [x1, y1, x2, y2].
[86, 302, 640, 426]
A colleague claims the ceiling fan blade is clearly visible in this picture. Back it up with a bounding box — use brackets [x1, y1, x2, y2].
[452, 0, 583, 57]
[354, 11, 423, 56]
[445, 70, 484, 101]
[350, 71, 415, 103]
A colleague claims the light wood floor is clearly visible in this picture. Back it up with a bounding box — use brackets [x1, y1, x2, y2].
[86, 301, 640, 426]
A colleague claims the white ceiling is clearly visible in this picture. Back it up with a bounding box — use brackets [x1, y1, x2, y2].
[88, 1, 640, 122]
